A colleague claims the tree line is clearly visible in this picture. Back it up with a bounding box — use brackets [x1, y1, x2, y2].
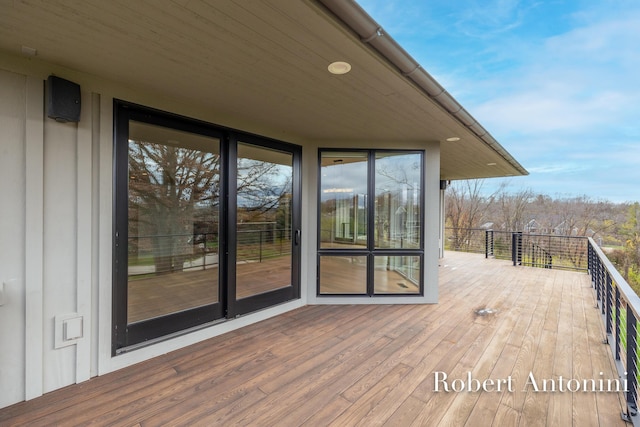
[445, 180, 640, 293]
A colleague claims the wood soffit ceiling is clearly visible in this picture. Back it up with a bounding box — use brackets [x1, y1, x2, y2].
[0, 0, 527, 180]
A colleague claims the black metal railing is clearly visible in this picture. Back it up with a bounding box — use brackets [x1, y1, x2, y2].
[445, 227, 487, 254]
[128, 228, 291, 277]
[445, 228, 589, 272]
[237, 228, 291, 263]
[589, 238, 640, 425]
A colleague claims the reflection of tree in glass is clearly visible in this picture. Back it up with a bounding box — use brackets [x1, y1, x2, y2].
[237, 158, 292, 224]
[128, 141, 220, 274]
[128, 141, 292, 274]
[376, 158, 420, 187]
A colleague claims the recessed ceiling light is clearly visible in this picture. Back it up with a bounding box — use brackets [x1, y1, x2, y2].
[487, 162, 497, 166]
[445, 137, 460, 142]
[328, 61, 351, 75]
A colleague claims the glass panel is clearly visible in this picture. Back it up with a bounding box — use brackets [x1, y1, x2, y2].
[373, 256, 421, 294]
[127, 121, 220, 323]
[236, 142, 293, 299]
[374, 152, 421, 249]
[319, 255, 367, 294]
[320, 152, 368, 249]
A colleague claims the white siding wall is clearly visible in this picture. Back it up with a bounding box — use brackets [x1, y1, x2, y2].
[41, 88, 96, 392]
[0, 69, 27, 408]
[0, 68, 97, 406]
[43, 109, 78, 391]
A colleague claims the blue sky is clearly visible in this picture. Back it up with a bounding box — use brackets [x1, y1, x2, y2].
[358, 0, 640, 203]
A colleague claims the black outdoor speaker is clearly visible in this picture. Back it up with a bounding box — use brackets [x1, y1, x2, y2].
[47, 75, 81, 123]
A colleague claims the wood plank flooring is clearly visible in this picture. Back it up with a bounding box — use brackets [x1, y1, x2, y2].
[0, 252, 627, 426]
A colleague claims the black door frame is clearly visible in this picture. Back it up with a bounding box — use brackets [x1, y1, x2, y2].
[113, 100, 301, 354]
[227, 133, 302, 317]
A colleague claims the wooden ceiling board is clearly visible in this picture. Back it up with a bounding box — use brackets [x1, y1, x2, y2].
[0, 0, 526, 179]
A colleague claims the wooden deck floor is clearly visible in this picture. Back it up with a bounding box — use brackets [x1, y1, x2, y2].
[0, 252, 626, 426]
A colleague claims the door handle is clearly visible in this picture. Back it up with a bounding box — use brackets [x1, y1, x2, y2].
[294, 229, 301, 246]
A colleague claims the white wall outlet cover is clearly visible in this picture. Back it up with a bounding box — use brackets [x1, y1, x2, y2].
[54, 313, 84, 349]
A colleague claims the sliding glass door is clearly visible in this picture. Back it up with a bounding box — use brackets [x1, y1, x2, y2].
[113, 101, 300, 353]
[229, 138, 301, 316]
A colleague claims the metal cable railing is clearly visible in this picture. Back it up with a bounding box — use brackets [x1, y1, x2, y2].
[128, 228, 291, 277]
[589, 238, 640, 425]
[444, 227, 487, 254]
[444, 228, 589, 272]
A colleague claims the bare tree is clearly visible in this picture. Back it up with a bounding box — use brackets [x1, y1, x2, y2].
[615, 202, 640, 290]
[445, 179, 493, 250]
[237, 157, 292, 223]
[526, 195, 619, 269]
[494, 184, 534, 232]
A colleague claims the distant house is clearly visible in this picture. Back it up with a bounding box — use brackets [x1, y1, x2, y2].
[0, 0, 526, 407]
[554, 220, 578, 236]
[524, 219, 540, 233]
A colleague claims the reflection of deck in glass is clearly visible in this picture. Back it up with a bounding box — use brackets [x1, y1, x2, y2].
[127, 256, 291, 323]
[319, 256, 420, 295]
[128, 254, 421, 322]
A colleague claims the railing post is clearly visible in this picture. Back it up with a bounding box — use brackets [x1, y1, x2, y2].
[605, 271, 612, 335]
[512, 232, 522, 266]
[600, 255, 606, 310]
[485, 230, 488, 258]
[616, 284, 622, 361]
[518, 232, 522, 266]
[595, 252, 602, 305]
[485, 230, 494, 258]
[259, 230, 263, 263]
[626, 306, 638, 419]
[600, 266, 606, 315]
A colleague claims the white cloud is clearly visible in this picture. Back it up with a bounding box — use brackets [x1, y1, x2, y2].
[454, 0, 533, 37]
[527, 163, 590, 174]
[475, 89, 634, 135]
[465, 11, 640, 138]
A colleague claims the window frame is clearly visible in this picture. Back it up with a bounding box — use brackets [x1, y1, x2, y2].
[316, 148, 425, 297]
